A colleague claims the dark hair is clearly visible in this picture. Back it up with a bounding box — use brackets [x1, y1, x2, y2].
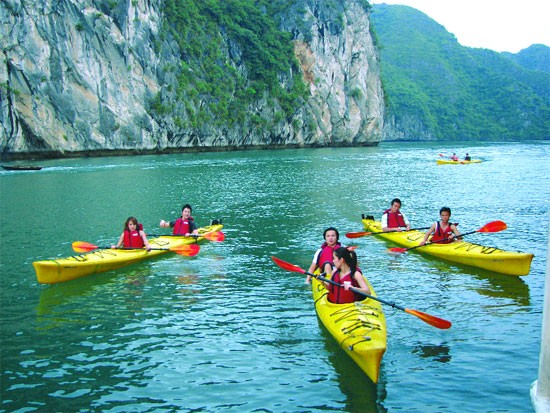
[391, 198, 402, 206]
[181, 204, 193, 212]
[439, 207, 451, 215]
[334, 246, 358, 274]
[323, 227, 339, 241]
[124, 216, 139, 231]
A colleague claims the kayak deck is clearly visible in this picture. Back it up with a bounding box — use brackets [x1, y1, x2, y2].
[33, 224, 223, 284]
[311, 276, 386, 383]
[436, 159, 482, 165]
[362, 218, 533, 276]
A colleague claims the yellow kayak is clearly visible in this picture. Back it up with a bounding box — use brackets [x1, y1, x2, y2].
[33, 224, 223, 284]
[311, 275, 387, 383]
[361, 218, 533, 276]
[437, 159, 482, 165]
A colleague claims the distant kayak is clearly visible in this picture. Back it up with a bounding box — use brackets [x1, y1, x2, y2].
[2, 165, 43, 171]
[436, 159, 482, 165]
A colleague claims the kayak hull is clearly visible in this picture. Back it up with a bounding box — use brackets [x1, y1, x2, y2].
[362, 219, 533, 276]
[311, 276, 386, 383]
[33, 224, 223, 284]
[437, 159, 482, 165]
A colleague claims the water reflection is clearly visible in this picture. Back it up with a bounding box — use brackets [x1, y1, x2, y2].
[411, 342, 452, 363]
[318, 320, 386, 413]
[423, 256, 531, 307]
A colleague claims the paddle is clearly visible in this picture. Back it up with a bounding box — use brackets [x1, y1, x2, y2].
[346, 227, 430, 239]
[387, 220, 507, 254]
[71, 241, 201, 256]
[147, 231, 225, 242]
[271, 256, 452, 329]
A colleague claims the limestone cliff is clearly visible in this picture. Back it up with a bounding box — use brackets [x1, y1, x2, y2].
[0, 0, 383, 159]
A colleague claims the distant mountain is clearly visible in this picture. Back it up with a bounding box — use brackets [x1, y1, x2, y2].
[370, 4, 550, 141]
[502, 44, 550, 73]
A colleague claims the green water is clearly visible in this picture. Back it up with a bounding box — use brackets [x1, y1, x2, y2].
[1, 142, 548, 412]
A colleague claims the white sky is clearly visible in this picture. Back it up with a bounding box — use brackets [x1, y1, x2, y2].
[369, 0, 550, 53]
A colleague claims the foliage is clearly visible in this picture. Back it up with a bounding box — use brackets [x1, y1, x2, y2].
[370, 4, 550, 140]
[152, 0, 307, 127]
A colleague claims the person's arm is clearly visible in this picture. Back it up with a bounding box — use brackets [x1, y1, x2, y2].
[420, 223, 436, 245]
[346, 272, 371, 296]
[450, 224, 461, 241]
[112, 233, 124, 249]
[190, 220, 199, 235]
[381, 213, 391, 232]
[402, 213, 411, 230]
[306, 250, 321, 283]
[140, 230, 151, 250]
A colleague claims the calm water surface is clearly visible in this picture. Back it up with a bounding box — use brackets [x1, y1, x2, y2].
[1, 141, 548, 412]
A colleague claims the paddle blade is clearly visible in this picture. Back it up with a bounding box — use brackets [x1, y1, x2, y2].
[171, 244, 200, 256]
[387, 247, 409, 254]
[271, 256, 306, 274]
[477, 220, 507, 233]
[345, 231, 372, 239]
[203, 231, 225, 242]
[405, 308, 452, 329]
[72, 241, 99, 253]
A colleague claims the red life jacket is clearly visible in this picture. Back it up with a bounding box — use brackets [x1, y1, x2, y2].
[173, 217, 194, 235]
[316, 242, 342, 269]
[327, 268, 362, 304]
[123, 230, 144, 248]
[431, 222, 454, 243]
[383, 208, 406, 228]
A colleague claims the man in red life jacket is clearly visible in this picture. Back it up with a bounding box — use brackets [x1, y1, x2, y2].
[382, 198, 411, 232]
[420, 207, 461, 246]
[159, 204, 199, 236]
[306, 227, 341, 283]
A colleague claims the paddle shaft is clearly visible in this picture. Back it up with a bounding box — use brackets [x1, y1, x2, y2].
[313, 271, 407, 311]
[271, 256, 451, 329]
[347, 226, 430, 238]
[399, 228, 480, 252]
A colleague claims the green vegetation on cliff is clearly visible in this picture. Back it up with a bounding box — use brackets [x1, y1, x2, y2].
[371, 4, 550, 140]
[154, 0, 307, 128]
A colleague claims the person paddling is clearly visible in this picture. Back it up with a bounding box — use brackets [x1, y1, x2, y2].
[112, 216, 151, 250]
[382, 198, 411, 232]
[323, 247, 371, 304]
[160, 204, 199, 236]
[306, 227, 341, 283]
[420, 207, 461, 246]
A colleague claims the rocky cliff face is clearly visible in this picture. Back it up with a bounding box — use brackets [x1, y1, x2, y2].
[0, 0, 383, 159]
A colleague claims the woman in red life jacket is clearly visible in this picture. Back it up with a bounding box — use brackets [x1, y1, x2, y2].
[306, 227, 341, 283]
[112, 216, 151, 250]
[420, 207, 461, 246]
[324, 247, 371, 304]
[382, 198, 411, 232]
[159, 204, 199, 236]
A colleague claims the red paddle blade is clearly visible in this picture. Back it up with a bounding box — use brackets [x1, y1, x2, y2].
[345, 231, 372, 239]
[387, 247, 408, 254]
[203, 231, 225, 242]
[72, 241, 99, 253]
[271, 256, 306, 274]
[405, 308, 452, 329]
[172, 244, 200, 256]
[477, 220, 507, 233]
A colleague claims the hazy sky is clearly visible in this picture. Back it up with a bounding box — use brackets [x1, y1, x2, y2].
[369, 0, 550, 53]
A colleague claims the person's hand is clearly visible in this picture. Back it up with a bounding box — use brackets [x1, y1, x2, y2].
[343, 281, 351, 290]
[159, 220, 165, 227]
[111, 244, 116, 249]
